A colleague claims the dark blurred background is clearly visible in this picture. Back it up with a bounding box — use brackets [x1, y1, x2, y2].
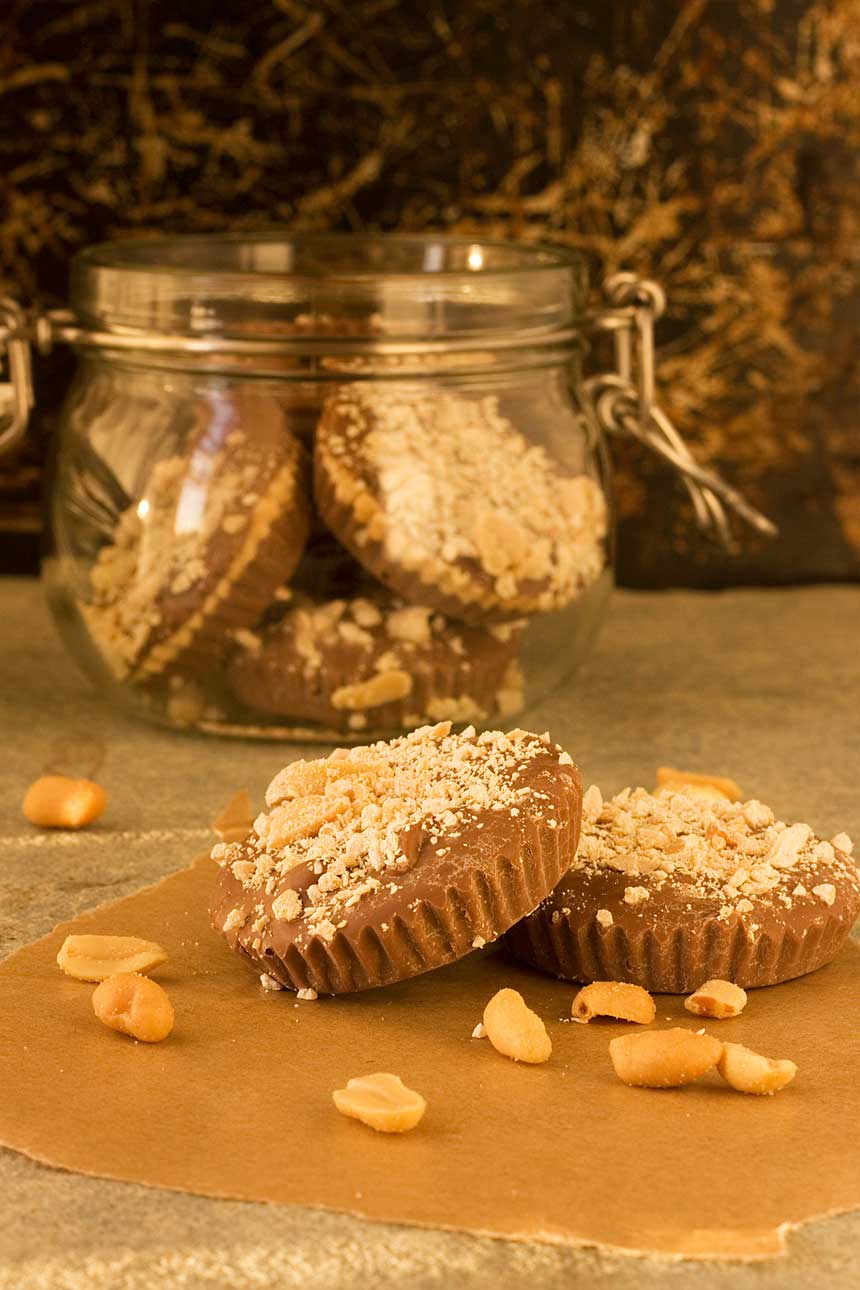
[1, 0, 859, 585]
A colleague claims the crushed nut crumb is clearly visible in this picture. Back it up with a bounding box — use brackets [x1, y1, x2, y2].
[260, 972, 284, 991]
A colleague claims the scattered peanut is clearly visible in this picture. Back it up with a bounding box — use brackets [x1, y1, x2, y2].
[22, 775, 107, 830]
[92, 972, 174, 1042]
[572, 981, 656, 1025]
[333, 1073, 426, 1133]
[654, 766, 742, 803]
[609, 1028, 723, 1088]
[684, 979, 748, 1020]
[483, 988, 552, 1064]
[57, 934, 167, 982]
[717, 1042, 797, 1095]
[212, 788, 254, 843]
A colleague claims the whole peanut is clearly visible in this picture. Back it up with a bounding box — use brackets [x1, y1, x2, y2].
[572, 981, 655, 1025]
[92, 973, 174, 1042]
[23, 776, 107, 830]
[610, 1028, 723, 1088]
[483, 988, 552, 1064]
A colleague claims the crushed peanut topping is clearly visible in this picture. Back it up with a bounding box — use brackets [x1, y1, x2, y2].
[574, 785, 860, 922]
[213, 723, 572, 943]
[623, 885, 650, 906]
[318, 386, 607, 614]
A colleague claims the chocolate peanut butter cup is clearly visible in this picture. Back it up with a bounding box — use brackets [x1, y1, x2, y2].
[211, 723, 582, 994]
[314, 384, 607, 625]
[505, 785, 860, 992]
[83, 389, 310, 681]
[227, 590, 525, 733]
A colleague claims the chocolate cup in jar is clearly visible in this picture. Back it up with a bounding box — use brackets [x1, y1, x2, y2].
[210, 726, 582, 995]
[314, 383, 608, 626]
[83, 389, 310, 682]
[227, 590, 526, 733]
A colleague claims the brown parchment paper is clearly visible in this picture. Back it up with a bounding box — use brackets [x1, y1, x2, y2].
[1, 856, 859, 1261]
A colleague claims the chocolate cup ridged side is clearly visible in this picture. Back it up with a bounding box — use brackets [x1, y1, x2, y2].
[504, 895, 859, 993]
[135, 459, 310, 680]
[213, 757, 582, 995]
[314, 442, 561, 627]
[265, 812, 573, 995]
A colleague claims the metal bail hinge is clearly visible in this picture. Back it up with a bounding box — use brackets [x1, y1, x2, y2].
[586, 273, 778, 551]
[0, 298, 38, 457]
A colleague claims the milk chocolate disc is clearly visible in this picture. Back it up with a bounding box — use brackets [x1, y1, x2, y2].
[210, 723, 582, 995]
[227, 590, 525, 733]
[505, 785, 860, 992]
[83, 389, 310, 681]
[314, 384, 608, 624]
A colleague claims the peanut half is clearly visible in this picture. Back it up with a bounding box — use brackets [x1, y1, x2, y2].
[483, 988, 552, 1064]
[685, 979, 747, 1020]
[57, 934, 168, 982]
[654, 766, 742, 803]
[212, 788, 254, 843]
[572, 981, 655, 1025]
[22, 776, 107, 830]
[610, 1028, 723, 1088]
[333, 1073, 426, 1133]
[92, 973, 174, 1043]
[717, 1042, 797, 1095]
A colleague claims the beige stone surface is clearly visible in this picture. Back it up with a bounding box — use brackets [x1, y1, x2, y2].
[1, 577, 859, 1288]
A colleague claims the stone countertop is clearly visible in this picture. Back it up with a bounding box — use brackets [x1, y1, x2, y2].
[1, 577, 858, 1290]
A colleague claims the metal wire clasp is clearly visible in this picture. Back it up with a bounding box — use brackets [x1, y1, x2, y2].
[586, 273, 777, 551]
[0, 298, 38, 456]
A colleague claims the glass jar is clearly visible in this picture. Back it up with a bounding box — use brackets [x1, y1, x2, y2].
[0, 233, 774, 740]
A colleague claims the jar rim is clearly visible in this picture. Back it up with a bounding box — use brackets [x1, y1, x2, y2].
[75, 231, 585, 284]
[68, 230, 590, 366]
